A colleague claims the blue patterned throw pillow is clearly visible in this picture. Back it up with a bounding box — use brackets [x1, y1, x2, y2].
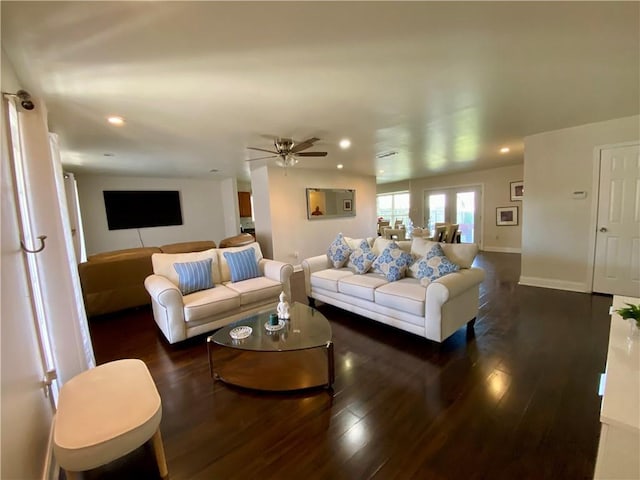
[327, 233, 352, 268]
[372, 242, 413, 281]
[173, 258, 214, 295]
[348, 245, 378, 274]
[223, 248, 261, 282]
[409, 243, 460, 283]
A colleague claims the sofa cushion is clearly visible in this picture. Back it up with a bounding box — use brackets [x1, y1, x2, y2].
[338, 273, 388, 301]
[347, 244, 378, 274]
[310, 268, 354, 293]
[372, 242, 414, 281]
[88, 247, 161, 262]
[374, 278, 426, 316]
[410, 243, 460, 283]
[410, 237, 478, 269]
[183, 286, 241, 323]
[217, 243, 263, 283]
[173, 258, 214, 295]
[371, 237, 395, 256]
[224, 276, 283, 306]
[223, 248, 261, 282]
[159, 240, 216, 254]
[152, 249, 220, 286]
[344, 236, 374, 250]
[327, 233, 352, 268]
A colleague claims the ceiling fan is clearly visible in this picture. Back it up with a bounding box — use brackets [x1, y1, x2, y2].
[246, 137, 328, 168]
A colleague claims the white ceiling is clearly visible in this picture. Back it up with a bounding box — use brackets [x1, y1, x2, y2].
[2, 2, 638, 184]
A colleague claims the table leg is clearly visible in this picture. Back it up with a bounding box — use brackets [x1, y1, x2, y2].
[327, 341, 334, 388]
[207, 337, 214, 379]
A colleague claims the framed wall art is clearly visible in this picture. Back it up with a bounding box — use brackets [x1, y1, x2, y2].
[496, 206, 518, 226]
[510, 181, 524, 201]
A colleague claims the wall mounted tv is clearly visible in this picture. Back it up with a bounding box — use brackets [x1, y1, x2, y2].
[103, 190, 183, 230]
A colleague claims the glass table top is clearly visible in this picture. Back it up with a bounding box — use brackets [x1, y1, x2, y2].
[208, 302, 332, 352]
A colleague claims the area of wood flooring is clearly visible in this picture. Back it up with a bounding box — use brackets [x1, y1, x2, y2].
[84, 252, 611, 480]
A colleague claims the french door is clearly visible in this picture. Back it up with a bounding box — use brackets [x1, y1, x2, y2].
[424, 185, 482, 243]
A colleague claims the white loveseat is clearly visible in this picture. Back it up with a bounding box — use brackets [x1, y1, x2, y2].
[144, 242, 293, 344]
[302, 237, 485, 343]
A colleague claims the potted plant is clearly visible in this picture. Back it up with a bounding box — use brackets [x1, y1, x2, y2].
[615, 302, 640, 329]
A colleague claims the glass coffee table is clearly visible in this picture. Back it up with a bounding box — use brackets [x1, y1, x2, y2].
[207, 302, 334, 391]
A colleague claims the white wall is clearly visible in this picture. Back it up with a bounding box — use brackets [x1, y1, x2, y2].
[75, 174, 230, 255]
[1, 49, 54, 480]
[251, 165, 377, 264]
[521, 115, 640, 292]
[379, 164, 524, 252]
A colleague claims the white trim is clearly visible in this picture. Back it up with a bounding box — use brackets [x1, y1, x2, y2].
[518, 275, 589, 293]
[482, 246, 521, 254]
[42, 419, 59, 480]
[293, 264, 303, 273]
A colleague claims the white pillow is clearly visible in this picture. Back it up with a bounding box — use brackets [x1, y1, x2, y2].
[410, 237, 478, 269]
[152, 248, 219, 287]
[372, 237, 395, 256]
[441, 243, 478, 269]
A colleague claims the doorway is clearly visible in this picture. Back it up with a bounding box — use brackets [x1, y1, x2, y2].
[423, 185, 482, 244]
[592, 143, 640, 296]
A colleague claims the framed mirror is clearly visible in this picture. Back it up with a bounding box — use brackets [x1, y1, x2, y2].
[306, 188, 356, 219]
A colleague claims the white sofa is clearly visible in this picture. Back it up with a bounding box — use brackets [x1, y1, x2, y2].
[144, 242, 293, 344]
[302, 237, 485, 343]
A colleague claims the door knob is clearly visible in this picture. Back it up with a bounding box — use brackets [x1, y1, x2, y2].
[599, 227, 608, 233]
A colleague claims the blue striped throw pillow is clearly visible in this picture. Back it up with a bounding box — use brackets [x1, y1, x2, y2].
[173, 258, 214, 295]
[223, 248, 261, 282]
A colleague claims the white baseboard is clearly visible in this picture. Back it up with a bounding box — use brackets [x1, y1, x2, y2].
[518, 275, 589, 293]
[482, 246, 522, 254]
[42, 419, 59, 480]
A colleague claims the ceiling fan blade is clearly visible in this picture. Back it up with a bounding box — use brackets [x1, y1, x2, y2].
[247, 147, 278, 154]
[246, 155, 278, 162]
[290, 137, 320, 153]
[295, 151, 328, 157]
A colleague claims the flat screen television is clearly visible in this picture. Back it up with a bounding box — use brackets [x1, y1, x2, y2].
[103, 190, 183, 230]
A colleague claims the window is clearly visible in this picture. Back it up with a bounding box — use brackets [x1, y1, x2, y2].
[424, 185, 482, 244]
[377, 192, 410, 225]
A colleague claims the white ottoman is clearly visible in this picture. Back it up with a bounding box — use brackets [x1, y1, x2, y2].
[53, 359, 168, 479]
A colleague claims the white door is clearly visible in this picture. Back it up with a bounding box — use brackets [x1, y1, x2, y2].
[593, 144, 640, 296]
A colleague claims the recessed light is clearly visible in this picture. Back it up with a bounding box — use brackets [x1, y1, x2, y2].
[107, 116, 125, 125]
[337, 164, 344, 169]
[339, 139, 351, 149]
[379, 169, 385, 174]
[500, 147, 510, 153]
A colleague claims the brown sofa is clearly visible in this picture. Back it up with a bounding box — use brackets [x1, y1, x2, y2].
[79, 241, 216, 317]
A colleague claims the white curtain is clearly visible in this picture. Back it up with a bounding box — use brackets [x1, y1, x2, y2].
[4, 94, 95, 389]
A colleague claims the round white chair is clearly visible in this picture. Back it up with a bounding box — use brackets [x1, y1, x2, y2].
[53, 359, 168, 479]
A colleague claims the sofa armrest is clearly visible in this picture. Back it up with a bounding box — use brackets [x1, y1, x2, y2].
[301, 255, 332, 297]
[426, 267, 485, 305]
[260, 259, 294, 300]
[144, 274, 186, 343]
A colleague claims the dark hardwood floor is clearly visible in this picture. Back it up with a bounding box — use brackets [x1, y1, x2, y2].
[84, 252, 612, 480]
